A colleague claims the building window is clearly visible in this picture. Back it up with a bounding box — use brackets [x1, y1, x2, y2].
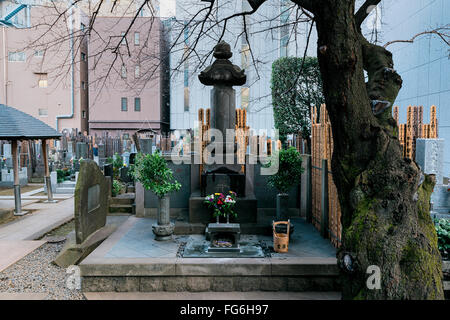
[81, 23, 86, 31]
[121, 64, 127, 78]
[37, 73, 48, 88]
[8, 51, 26, 62]
[135, 65, 140, 78]
[121, 97, 128, 111]
[121, 32, 126, 45]
[134, 97, 141, 111]
[38, 108, 48, 117]
[81, 52, 86, 61]
[82, 81, 87, 90]
[38, 79, 48, 88]
[82, 110, 86, 118]
[134, 32, 140, 45]
[34, 50, 44, 57]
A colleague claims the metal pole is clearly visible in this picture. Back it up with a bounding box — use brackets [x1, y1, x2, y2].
[12, 140, 27, 215]
[320, 159, 329, 238]
[42, 139, 57, 203]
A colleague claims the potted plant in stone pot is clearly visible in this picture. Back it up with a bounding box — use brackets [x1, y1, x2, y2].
[267, 147, 303, 233]
[130, 151, 181, 241]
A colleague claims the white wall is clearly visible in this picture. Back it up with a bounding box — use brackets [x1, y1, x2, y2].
[371, 0, 450, 177]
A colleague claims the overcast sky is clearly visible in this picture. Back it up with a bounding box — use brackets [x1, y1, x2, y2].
[160, 0, 176, 17]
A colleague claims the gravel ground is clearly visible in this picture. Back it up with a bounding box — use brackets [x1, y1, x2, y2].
[0, 224, 85, 300]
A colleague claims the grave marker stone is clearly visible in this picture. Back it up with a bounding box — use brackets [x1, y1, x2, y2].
[416, 138, 444, 185]
[74, 160, 109, 244]
[76, 142, 88, 160]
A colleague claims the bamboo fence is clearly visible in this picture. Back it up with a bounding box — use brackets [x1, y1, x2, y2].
[393, 105, 438, 160]
[311, 104, 342, 247]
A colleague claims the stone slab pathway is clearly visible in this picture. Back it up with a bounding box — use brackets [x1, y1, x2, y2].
[0, 197, 74, 240]
[0, 240, 46, 272]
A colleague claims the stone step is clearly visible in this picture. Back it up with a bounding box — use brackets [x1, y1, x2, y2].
[54, 188, 75, 194]
[58, 183, 76, 188]
[111, 197, 134, 205]
[127, 186, 135, 193]
[111, 193, 135, 205]
[109, 204, 133, 214]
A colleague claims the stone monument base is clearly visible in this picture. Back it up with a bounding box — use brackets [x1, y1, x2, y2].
[53, 225, 117, 268]
[152, 222, 175, 241]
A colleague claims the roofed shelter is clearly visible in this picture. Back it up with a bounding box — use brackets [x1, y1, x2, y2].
[0, 104, 62, 215]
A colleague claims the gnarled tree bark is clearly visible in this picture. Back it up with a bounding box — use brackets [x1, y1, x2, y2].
[308, 0, 444, 299]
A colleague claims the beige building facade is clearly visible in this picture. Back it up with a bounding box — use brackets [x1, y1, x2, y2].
[88, 15, 169, 136]
[0, 1, 89, 133]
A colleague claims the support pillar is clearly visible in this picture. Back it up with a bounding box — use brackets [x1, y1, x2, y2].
[12, 140, 27, 216]
[42, 139, 57, 203]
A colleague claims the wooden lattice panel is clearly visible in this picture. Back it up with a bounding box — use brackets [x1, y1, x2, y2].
[393, 105, 438, 158]
[310, 104, 342, 247]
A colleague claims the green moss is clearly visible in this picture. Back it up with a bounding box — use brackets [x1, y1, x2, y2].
[345, 197, 377, 250]
[353, 289, 366, 300]
[400, 240, 444, 299]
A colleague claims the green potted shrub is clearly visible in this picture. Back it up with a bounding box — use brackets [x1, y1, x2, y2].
[130, 151, 181, 241]
[267, 147, 303, 230]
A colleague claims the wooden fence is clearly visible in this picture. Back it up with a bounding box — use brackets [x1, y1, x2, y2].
[311, 104, 342, 247]
[393, 105, 438, 160]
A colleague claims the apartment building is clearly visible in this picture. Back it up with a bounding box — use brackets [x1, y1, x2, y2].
[88, 15, 169, 136]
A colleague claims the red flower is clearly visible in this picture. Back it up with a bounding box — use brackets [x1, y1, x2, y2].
[217, 200, 223, 205]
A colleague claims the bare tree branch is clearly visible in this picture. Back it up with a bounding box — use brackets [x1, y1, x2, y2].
[384, 26, 450, 48]
[355, 0, 382, 28]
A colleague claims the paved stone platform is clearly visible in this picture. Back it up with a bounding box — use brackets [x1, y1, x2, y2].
[84, 291, 341, 300]
[80, 217, 339, 292]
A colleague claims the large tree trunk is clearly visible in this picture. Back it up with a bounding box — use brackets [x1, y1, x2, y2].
[312, 0, 444, 299]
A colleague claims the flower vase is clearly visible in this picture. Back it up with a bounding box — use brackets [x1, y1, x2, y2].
[226, 213, 230, 224]
[216, 215, 220, 224]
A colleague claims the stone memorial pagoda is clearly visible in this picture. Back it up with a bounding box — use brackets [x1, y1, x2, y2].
[188, 41, 257, 226]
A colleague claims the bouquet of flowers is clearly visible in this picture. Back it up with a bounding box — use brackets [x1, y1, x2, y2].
[204, 191, 237, 219]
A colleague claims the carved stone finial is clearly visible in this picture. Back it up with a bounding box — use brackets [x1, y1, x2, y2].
[198, 41, 246, 87]
[213, 41, 232, 59]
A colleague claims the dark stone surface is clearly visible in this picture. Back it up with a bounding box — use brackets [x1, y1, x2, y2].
[254, 163, 299, 208]
[189, 192, 257, 223]
[201, 165, 245, 197]
[139, 139, 152, 154]
[144, 162, 191, 209]
[76, 142, 88, 159]
[198, 41, 246, 87]
[119, 166, 132, 183]
[74, 160, 109, 244]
